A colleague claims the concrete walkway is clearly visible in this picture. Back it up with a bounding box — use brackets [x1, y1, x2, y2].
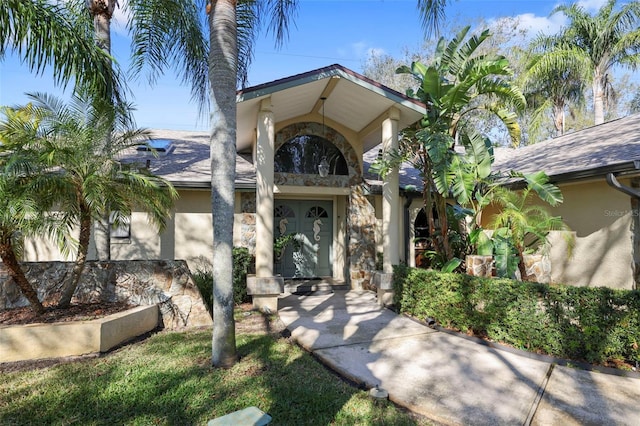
[278, 289, 640, 426]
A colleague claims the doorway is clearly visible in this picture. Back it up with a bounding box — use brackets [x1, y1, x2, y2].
[274, 200, 333, 278]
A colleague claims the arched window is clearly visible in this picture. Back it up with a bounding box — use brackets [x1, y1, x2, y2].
[275, 205, 295, 219]
[275, 135, 348, 175]
[305, 206, 329, 219]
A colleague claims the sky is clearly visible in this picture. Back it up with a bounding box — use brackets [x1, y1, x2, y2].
[0, 0, 610, 131]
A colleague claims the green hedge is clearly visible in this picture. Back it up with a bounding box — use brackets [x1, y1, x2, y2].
[192, 247, 255, 315]
[393, 265, 640, 366]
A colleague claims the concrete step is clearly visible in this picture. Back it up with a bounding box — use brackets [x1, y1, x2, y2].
[283, 278, 348, 294]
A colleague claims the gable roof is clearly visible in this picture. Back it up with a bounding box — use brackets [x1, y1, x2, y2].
[492, 113, 640, 183]
[236, 64, 425, 153]
[136, 64, 427, 190]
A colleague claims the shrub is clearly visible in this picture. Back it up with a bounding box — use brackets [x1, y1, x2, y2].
[393, 265, 640, 366]
[192, 248, 255, 315]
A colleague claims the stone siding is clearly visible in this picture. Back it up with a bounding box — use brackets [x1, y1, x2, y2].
[0, 260, 212, 330]
[240, 193, 257, 254]
[348, 185, 377, 290]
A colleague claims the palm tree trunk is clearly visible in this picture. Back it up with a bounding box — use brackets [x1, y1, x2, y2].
[553, 104, 564, 136]
[593, 72, 605, 125]
[0, 236, 45, 315]
[209, 0, 238, 368]
[88, 0, 115, 261]
[58, 209, 92, 308]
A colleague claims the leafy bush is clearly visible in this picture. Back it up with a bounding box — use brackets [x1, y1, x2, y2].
[393, 265, 640, 366]
[192, 248, 255, 315]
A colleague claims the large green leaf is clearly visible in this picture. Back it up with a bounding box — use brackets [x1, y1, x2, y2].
[493, 228, 518, 279]
[523, 171, 564, 206]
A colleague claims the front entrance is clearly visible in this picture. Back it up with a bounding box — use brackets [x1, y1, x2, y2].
[274, 200, 333, 278]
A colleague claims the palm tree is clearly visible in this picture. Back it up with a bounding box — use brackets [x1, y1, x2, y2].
[0, 144, 44, 314]
[522, 51, 585, 140]
[534, 0, 640, 125]
[5, 93, 178, 308]
[489, 172, 568, 279]
[0, 176, 48, 315]
[417, 0, 452, 37]
[391, 26, 526, 262]
[0, 0, 122, 103]
[0, 104, 70, 315]
[206, 0, 298, 367]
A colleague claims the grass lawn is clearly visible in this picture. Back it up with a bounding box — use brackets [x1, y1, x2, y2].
[0, 309, 430, 425]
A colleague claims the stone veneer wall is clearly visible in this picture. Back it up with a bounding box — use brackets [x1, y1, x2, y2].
[0, 260, 212, 330]
[240, 192, 257, 254]
[348, 185, 377, 290]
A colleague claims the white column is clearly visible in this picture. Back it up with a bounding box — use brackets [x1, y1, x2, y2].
[255, 98, 275, 277]
[382, 107, 400, 273]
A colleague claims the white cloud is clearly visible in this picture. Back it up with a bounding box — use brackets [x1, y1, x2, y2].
[576, 0, 609, 12]
[512, 12, 567, 36]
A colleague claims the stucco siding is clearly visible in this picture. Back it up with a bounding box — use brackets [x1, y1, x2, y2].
[547, 180, 634, 289]
[482, 179, 634, 289]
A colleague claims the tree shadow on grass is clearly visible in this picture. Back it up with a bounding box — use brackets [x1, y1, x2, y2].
[0, 328, 422, 425]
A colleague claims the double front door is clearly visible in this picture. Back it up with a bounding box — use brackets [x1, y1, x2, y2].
[274, 200, 332, 278]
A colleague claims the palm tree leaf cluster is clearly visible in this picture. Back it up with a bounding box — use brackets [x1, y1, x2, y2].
[0, 93, 177, 312]
[528, 0, 640, 127]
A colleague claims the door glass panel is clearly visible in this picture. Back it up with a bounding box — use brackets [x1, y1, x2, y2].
[305, 206, 329, 218]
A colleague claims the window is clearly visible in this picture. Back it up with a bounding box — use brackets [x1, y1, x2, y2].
[275, 135, 348, 175]
[110, 212, 131, 240]
[305, 206, 329, 219]
[137, 139, 175, 155]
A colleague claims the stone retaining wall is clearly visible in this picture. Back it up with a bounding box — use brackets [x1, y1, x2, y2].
[0, 260, 212, 330]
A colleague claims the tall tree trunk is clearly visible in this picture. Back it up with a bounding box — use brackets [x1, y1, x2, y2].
[0, 236, 45, 315]
[209, 0, 238, 368]
[593, 71, 605, 125]
[58, 208, 92, 308]
[88, 0, 115, 260]
[553, 103, 564, 137]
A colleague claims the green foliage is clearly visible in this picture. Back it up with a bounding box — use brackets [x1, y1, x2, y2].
[232, 247, 254, 305]
[0, 0, 122, 102]
[376, 26, 526, 264]
[469, 229, 493, 256]
[274, 233, 300, 260]
[492, 228, 519, 278]
[192, 248, 255, 314]
[393, 266, 640, 366]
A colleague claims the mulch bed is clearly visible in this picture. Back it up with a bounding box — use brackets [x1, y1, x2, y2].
[0, 301, 134, 326]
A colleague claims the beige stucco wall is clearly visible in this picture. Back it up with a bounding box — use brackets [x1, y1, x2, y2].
[22, 189, 216, 268]
[482, 179, 635, 289]
[548, 179, 634, 289]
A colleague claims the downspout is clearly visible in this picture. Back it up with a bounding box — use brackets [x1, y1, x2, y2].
[606, 172, 640, 290]
[606, 173, 640, 199]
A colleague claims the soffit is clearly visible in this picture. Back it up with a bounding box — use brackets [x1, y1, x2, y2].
[236, 64, 425, 153]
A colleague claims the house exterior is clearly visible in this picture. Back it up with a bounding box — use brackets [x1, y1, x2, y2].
[23, 64, 426, 292]
[488, 113, 640, 290]
[22, 64, 639, 292]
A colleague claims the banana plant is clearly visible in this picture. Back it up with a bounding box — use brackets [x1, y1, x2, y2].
[371, 26, 527, 265]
